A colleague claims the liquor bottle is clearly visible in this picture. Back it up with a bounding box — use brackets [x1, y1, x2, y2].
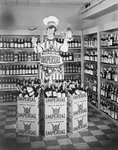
[114, 106, 118, 120]
[0, 36, 3, 48]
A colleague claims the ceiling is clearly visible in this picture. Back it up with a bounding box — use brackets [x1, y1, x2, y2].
[0, 0, 90, 7]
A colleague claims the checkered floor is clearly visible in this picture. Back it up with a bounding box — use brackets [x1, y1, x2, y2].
[0, 105, 118, 150]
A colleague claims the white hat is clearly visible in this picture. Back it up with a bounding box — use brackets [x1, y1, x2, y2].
[43, 16, 59, 27]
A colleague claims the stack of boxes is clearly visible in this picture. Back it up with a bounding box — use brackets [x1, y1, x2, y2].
[67, 91, 88, 133]
[16, 96, 40, 136]
[40, 92, 67, 137]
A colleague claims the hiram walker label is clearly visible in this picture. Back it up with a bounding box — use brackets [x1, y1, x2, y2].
[18, 106, 36, 119]
[73, 102, 87, 116]
[40, 54, 63, 66]
[45, 97, 65, 103]
[46, 122, 65, 136]
[18, 122, 37, 136]
[73, 117, 87, 132]
[17, 96, 37, 103]
[46, 106, 66, 119]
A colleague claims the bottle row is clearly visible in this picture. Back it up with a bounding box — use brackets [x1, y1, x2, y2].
[0, 91, 17, 103]
[60, 52, 80, 62]
[0, 37, 37, 48]
[0, 51, 80, 62]
[101, 50, 118, 65]
[0, 64, 38, 75]
[0, 37, 81, 49]
[64, 63, 81, 73]
[87, 89, 98, 108]
[84, 51, 97, 62]
[0, 51, 38, 62]
[101, 98, 118, 121]
[0, 78, 18, 90]
[56, 38, 81, 48]
[84, 37, 97, 48]
[85, 77, 97, 92]
[101, 82, 118, 104]
[101, 33, 118, 47]
[84, 63, 97, 76]
[100, 67, 118, 82]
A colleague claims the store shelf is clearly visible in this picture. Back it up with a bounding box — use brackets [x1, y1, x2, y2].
[101, 78, 117, 85]
[0, 61, 39, 64]
[64, 72, 81, 75]
[101, 46, 118, 49]
[89, 101, 118, 127]
[101, 63, 118, 68]
[0, 47, 34, 51]
[64, 60, 81, 63]
[101, 95, 118, 107]
[84, 47, 97, 50]
[88, 88, 97, 94]
[0, 102, 17, 106]
[0, 74, 38, 77]
[0, 89, 17, 92]
[84, 60, 97, 63]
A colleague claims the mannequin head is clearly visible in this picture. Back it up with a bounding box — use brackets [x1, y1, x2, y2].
[46, 25, 57, 39]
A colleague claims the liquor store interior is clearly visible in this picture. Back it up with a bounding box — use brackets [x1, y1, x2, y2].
[0, 0, 118, 150]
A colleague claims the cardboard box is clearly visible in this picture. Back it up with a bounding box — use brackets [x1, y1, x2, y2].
[17, 95, 40, 103]
[67, 99, 87, 118]
[40, 119, 67, 137]
[45, 103, 67, 120]
[67, 114, 88, 133]
[17, 103, 39, 120]
[67, 91, 87, 103]
[17, 119, 39, 136]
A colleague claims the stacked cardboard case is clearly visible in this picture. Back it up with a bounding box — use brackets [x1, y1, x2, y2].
[16, 96, 40, 136]
[67, 91, 88, 133]
[40, 91, 67, 137]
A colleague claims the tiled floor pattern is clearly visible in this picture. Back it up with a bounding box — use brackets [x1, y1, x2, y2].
[0, 105, 118, 150]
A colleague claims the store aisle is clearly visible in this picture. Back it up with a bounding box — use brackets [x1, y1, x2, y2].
[0, 105, 118, 150]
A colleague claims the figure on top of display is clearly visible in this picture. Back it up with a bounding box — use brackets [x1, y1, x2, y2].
[32, 16, 70, 82]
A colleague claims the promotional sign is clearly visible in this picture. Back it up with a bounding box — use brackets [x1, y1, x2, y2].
[40, 54, 63, 66]
[17, 95, 39, 103]
[45, 97, 67, 105]
[67, 91, 87, 102]
[17, 103, 39, 120]
[67, 100, 87, 118]
[17, 119, 39, 136]
[67, 114, 88, 133]
[44, 119, 67, 137]
[45, 103, 67, 120]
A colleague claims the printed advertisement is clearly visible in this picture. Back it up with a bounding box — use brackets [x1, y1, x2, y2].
[17, 119, 39, 136]
[17, 103, 39, 120]
[17, 95, 39, 103]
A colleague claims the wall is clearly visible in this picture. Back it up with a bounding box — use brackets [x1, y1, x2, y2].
[0, 5, 93, 31]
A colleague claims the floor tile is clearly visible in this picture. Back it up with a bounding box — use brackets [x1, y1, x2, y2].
[83, 136, 98, 142]
[17, 137, 30, 143]
[112, 128, 118, 133]
[102, 120, 113, 125]
[79, 131, 93, 136]
[31, 141, 45, 148]
[71, 137, 85, 144]
[87, 141, 104, 148]
[74, 143, 90, 149]
[57, 138, 72, 145]
[106, 133, 118, 140]
[30, 135, 44, 142]
[44, 140, 59, 146]
[88, 126, 99, 131]
[107, 124, 118, 128]
[56, 134, 69, 139]
[89, 118, 101, 122]
[17, 143, 31, 150]
[102, 129, 115, 134]
[4, 132, 16, 138]
[95, 135, 110, 141]
[43, 136, 56, 141]
[67, 132, 81, 138]
[97, 125, 110, 130]
[90, 130, 105, 136]
[100, 140, 116, 148]
[93, 121, 105, 125]
[46, 145, 61, 149]
[60, 144, 76, 149]
[88, 122, 96, 126]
